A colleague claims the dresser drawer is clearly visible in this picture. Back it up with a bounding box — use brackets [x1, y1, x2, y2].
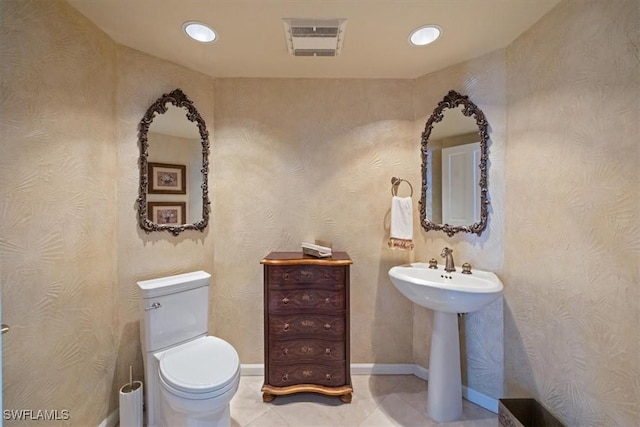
[269, 339, 345, 363]
[268, 288, 345, 313]
[269, 363, 346, 387]
[268, 265, 345, 287]
[269, 314, 345, 339]
[262, 253, 352, 401]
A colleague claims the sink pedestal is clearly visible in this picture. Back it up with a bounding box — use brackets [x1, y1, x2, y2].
[427, 311, 462, 422]
[388, 262, 503, 422]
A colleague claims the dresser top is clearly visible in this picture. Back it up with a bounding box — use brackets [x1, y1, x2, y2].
[261, 251, 352, 266]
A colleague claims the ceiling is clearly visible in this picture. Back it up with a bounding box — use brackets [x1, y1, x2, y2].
[67, 0, 559, 79]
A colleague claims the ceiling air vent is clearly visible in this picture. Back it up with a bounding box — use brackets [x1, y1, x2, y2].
[282, 19, 347, 57]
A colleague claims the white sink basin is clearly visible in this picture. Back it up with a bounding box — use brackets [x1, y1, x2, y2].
[388, 262, 503, 313]
[388, 262, 503, 422]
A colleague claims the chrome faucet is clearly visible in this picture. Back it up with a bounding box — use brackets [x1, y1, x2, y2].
[441, 247, 456, 272]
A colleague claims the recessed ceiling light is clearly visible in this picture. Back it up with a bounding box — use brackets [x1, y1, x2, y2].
[183, 21, 217, 43]
[409, 25, 442, 46]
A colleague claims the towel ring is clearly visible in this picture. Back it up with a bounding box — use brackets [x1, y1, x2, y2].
[390, 177, 413, 197]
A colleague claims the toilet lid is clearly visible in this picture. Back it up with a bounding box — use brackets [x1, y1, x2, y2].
[159, 336, 239, 394]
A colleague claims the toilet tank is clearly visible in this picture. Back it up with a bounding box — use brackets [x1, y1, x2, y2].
[137, 271, 211, 352]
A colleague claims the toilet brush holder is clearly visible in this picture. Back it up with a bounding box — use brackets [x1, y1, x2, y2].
[119, 381, 143, 427]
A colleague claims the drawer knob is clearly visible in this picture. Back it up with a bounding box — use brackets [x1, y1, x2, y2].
[283, 273, 289, 280]
[325, 297, 330, 304]
[325, 273, 330, 279]
[282, 297, 290, 304]
[282, 348, 289, 355]
[325, 348, 331, 355]
[282, 373, 289, 381]
[283, 323, 290, 331]
[324, 323, 331, 330]
[325, 374, 332, 381]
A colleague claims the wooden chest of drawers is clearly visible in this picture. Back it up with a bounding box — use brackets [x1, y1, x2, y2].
[261, 252, 352, 403]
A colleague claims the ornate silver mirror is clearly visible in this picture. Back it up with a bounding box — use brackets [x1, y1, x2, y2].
[419, 90, 489, 236]
[137, 89, 210, 236]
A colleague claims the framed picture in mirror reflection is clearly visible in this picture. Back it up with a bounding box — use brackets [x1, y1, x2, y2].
[148, 162, 186, 194]
[148, 202, 186, 225]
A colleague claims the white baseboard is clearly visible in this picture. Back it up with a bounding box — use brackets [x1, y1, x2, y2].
[97, 408, 119, 427]
[411, 364, 429, 381]
[350, 363, 416, 375]
[240, 363, 417, 376]
[240, 363, 265, 376]
[238, 362, 497, 414]
[98, 363, 497, 425]
[462, 385, 498, 413]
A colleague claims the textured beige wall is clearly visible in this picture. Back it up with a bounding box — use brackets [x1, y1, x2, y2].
[412, 49, 507, 398]
[4, 1, 637, 425]
[212, 59, 507, 388]
[0, 1, 118, 425]
[147, 132, 202, 223]
[115, 45, 215, 404]
[0, 1, 507, 420]
[212, 78, 417, 364]
[1, 1, 216, 423]
[505, 1, 640, 425]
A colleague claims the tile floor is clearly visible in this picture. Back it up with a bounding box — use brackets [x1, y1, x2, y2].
[230, 375, 497, 427]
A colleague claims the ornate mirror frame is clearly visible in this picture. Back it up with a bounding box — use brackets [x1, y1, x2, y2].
[137, 89, 210, 236]
[419, 90, 489, 237]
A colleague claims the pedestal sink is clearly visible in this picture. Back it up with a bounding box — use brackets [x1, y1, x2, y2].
[388, 262, 503, 422]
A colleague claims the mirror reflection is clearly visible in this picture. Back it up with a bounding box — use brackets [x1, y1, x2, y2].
[425, 106, 480, 225]
[147, 105, 203, 225]
[137, 89, 210, 236]
[420, 90, 489, 236]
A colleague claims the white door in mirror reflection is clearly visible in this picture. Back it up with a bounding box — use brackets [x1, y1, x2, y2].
[442, 142, 480, 226]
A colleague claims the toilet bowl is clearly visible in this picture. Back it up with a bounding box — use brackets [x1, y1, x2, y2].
[156, 336, 240, 427]
[137, 271, 241, 427]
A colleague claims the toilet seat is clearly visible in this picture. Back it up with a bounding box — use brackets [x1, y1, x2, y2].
[159, 336, 240, 400]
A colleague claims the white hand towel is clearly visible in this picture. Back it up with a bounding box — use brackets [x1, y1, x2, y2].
[389, 196, 414, 250]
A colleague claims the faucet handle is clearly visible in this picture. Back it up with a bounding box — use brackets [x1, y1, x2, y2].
[428, 258, 438, 269]
[461, 263, 472, 274]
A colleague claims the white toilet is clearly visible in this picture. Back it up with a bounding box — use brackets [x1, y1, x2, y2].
[137, 271, 240, 427]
